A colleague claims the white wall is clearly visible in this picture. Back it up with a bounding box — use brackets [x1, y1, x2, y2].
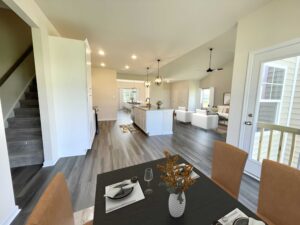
[149, 81, 171, 108]
[0, 1, 60, 223]
[199, 61, 233, 106]
[49, 36, 90, 157]
[0, 54, 35, 120]
[0, 8, 32, 76]
[0, 101, 19, 225]
[117, 80, 146, 109]
[227, 0, 300, 146]
[170, 81, 189, 109]
[3, 0, 61, 167]
[0, 8, 35, 120]
[92, 68, 118, 121]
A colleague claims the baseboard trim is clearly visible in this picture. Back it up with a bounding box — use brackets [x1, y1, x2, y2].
[43, 157, 59, 167]
[1, 206, 20, 225]
[59, 151, 88, 158]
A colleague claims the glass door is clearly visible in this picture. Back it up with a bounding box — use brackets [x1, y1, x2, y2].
[242, 42, 300, 179]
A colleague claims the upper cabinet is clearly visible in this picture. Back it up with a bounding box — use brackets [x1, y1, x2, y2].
[48, 36, 95, 157]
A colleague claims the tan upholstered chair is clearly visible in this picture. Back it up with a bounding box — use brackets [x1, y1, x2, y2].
[257, 160, 300, 225]
[26, 173, 93, 225]
[211, 141, 248, 199]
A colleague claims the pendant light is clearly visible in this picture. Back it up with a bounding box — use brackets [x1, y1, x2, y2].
[144, 67, 151, 88]
[155, 59, 163, 86]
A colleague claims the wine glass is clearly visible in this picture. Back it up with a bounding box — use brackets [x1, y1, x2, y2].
[144, 168, 153, 195]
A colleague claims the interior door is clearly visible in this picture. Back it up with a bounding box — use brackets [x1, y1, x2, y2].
[241, 41, 300, 179]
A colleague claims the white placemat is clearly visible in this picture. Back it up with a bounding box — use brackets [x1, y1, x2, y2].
[105, 181, 145, 213]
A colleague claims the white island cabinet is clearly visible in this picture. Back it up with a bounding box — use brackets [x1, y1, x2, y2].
[133, 106, 173, 136]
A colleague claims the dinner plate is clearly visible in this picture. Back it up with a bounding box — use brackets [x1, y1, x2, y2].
[108, 183, 134, 200]
[233, 217, 249, 225]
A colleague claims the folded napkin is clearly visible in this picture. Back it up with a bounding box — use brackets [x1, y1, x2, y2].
[105, 180, 145, 213]
[218, 208, 265, 225]
[104, 180, 136, 198]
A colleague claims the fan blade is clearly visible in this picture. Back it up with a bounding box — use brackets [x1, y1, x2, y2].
[217, 68, 223, 71]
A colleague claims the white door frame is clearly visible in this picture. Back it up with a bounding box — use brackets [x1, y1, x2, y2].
[239, 38, 300, 180]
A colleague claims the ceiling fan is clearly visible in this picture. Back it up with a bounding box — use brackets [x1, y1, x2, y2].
[206, 48, 223, 73]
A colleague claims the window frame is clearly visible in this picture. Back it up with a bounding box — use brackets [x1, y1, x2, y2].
[258, 63, 287, 124]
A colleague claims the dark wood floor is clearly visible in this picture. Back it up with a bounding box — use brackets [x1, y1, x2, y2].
[11, 111, 259, 225]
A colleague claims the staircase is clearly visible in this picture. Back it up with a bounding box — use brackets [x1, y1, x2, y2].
[5, 78, 44, 168]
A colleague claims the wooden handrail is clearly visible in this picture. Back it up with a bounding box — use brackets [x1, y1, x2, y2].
[0, 45, 33, 87]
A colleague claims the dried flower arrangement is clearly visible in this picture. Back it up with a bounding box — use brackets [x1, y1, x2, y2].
[157, 151, 195, 203]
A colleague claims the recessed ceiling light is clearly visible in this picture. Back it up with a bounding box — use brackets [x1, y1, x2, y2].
[100, 62, 106, 67]
[98, 50, 105, 56]
[131, 54, 137, 60]
[125, 65, 130, 69]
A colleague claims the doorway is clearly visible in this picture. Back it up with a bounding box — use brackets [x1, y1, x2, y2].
[241, 40, 300, 179]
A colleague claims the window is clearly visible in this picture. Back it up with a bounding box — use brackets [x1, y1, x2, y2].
[258, 65, 285, 123]
[121, 88, 139, 102]
[200, 88, 211, 109]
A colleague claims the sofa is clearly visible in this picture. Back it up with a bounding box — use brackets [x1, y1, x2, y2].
[192, 109, 218, 130]
[217, 105, 229, 119]
[217, 105, 230, 125]
[175, 107, 193, 123]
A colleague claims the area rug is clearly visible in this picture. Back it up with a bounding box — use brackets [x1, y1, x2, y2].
[119, 124, 139, 133]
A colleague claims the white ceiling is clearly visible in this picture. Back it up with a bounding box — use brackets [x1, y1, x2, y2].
[35, 0, 270, 75]
[159, 27, 237, 82]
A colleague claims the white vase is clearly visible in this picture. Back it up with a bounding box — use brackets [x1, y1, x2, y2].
[168, 192, 186, 218]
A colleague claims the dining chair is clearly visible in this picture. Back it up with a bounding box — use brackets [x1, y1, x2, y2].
[257, 159, 300, 225]
[25, 172, 93, 225]
[211, 141, 248, 199]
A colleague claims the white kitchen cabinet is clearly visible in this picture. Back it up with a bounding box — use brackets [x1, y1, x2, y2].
[133, 106, 173, 136]
[48, 36, 95, 157]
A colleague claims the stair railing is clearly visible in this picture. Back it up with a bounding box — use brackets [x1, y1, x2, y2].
[0, 45, 33, 87]
[257, 122, 300, 166]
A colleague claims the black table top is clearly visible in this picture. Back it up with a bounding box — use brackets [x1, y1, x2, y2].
[94, 157, 259, 225]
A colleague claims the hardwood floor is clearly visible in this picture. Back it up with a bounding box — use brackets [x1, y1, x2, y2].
[11, 111, 259, 225]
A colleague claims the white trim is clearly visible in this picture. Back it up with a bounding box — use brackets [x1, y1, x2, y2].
[98, 118, 117, 121]
[59, 151, 88, 158]
[43, 157, 59, 167]
[117, 79, 144, 83]
[287, 56, 300, 126]
[239, 38, 300, 149]
[4, 75, 35, 121]
[0, 206, 20, 225]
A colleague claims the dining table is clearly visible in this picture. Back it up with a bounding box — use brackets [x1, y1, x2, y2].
[93, 156, 260, 225]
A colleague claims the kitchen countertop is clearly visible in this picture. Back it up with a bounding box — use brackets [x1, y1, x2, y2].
[134, 105, 174, 111]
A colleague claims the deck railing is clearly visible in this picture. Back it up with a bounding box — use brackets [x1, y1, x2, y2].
[257, 122, 300, 166]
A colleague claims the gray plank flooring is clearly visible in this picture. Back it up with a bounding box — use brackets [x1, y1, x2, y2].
[11, 111, 259, 225]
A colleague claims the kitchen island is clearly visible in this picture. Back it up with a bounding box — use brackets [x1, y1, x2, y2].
[132, 106, 173, 136]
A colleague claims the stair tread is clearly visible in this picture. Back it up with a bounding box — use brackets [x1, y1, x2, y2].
[8, 117, 40, 121]
[7, 77, 44, 169]
[9, 148, 43, 156]
[9, 149, 44, 168]
[6, 127, 41, 132]
[6, 136, 42, 143]
[15, 107, 39, 111]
